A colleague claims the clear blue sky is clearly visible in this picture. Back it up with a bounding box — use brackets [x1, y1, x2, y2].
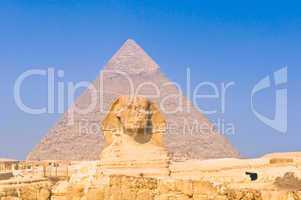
[0, 0, 300, 159]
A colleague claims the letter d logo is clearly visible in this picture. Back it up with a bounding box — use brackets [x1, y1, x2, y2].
[251, 67, 287, 133]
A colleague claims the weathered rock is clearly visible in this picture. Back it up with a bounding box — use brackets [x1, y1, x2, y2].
[193, 180, 217, 195]
[274, 172, 301, 191]
[0, 180, 51, 200]
[99, 96, 170, 177]
[225, 189, 262, 200]
[86, 188, 104, 200]
[155, 193, 191, 200]
[175, 179, 193, 196]
[38, 188, 51, 200]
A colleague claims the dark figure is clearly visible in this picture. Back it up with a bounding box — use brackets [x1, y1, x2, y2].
[245, 172, 258, 181]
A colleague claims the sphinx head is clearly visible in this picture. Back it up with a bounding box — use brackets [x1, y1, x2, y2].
[116, 96, 150, 134]
[102, 96, 166, 145]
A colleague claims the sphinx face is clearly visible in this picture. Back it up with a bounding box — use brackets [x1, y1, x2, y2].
[116, 97, 150, 135]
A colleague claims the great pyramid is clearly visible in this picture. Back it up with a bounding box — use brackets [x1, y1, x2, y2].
[27, 39, 239, 161]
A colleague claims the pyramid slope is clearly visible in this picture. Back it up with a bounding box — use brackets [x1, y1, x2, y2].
[105, 39, 159, 74]
[27, 39, 239, 161]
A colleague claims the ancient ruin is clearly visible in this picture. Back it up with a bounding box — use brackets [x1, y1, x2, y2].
[1, 152, 301, 199]
[28, 39, 239, 161]
[99, 96, 170, 177]
[2, 40, 298, 200]
[1, 96, 301, 199]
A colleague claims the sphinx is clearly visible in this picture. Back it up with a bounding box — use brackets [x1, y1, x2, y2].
[99, 96, 170, 177]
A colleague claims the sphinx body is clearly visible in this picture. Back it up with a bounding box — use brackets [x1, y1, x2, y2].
[99, 96, 170, 177]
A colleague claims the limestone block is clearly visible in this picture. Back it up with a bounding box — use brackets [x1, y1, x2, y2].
[225, 189, 262, 200]
[155, 193, 190, 200]
[86, 188, 104, 200]
[193, 194, 210, 200]
[51, 181, 70, 196]
[65, 185, 85, 200]
[1, 197, 21, 200]
[38, 188, 51, 200]
[175, 179, 193, 197]
[157, 179, 176, 193]
[136, 189, 154, 200]
[51, 197, 67, 200]
[193, 180, 217, 195]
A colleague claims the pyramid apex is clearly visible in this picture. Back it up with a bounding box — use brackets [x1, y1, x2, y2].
[105, 39, 159, 74]
[120, 38, 141, 50]
[124, 38, 137, 44]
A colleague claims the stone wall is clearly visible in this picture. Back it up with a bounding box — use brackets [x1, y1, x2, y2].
[0, 175, 300, 200]
[51, 175, 301, 200]
[0, 173, 13, 181]
[0, 180, 51, 200]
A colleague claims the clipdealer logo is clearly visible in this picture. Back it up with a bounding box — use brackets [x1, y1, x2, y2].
[251, 67, 288, 133]
[13, 67, 288, 135]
